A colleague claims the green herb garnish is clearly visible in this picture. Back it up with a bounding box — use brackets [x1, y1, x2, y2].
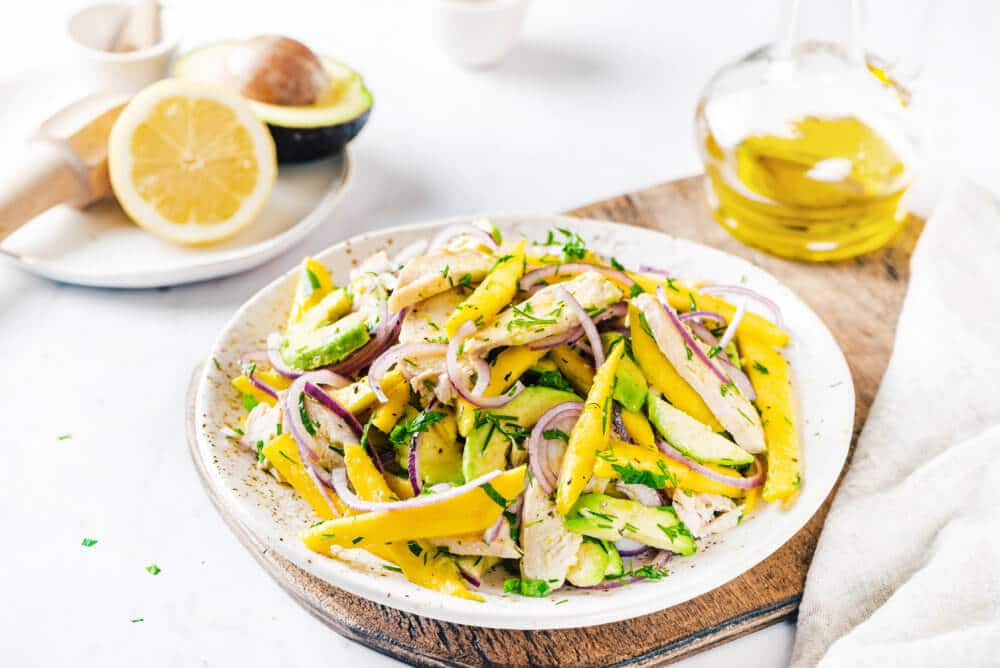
[81, 538, 98, 547]
[752, 361, 770, 375]
[388, 410, 446, 446]
[481, 482, 508, 508]
[145, 564, 161, 575]
[543, 428, 570, 443]
[241, 393, 259, 412]
[503, 577, 552, 597]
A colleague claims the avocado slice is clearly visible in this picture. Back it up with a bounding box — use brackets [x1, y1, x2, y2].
[173, 42, 373, 163]
[647, 394, 753, 467]
[564, 493, 697, 555]
[600, 333, 648, 413]
[394, 406, 465, 486]
[280, 311, 369, 370]
[566, 537, 624, 587]
[455, 555, 501, 583]
[463, 386, 581, 481]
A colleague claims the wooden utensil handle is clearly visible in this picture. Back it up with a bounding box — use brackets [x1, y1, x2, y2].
[0, 141, 91, 241]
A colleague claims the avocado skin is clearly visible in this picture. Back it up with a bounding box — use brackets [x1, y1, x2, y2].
[267, 108, 371, 164]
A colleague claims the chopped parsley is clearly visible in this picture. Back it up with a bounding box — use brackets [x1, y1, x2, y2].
[621, 564, 670, 581]
[441, 264, 450, 278]
[688, 292, 698, 312]
[81, 538, 98, 547]
[243, 361, 257, 378]
[457, 273, 473, 289]
[503, 577, 552, 598]
[658, 522, 694, 542]
[255, 440, 265, 464]
[629, 283, 644, 299]
[57, 433, 72, 441]
[752, 361, 770, 375]
[481, 482, 508, 508]
[130, 617, 144, 623]
[526, 369, 575, 393]
[707, 345, 722, 359]
[474, 411, 531, 447]
[407, 541, 423, 557]
[556, 227, 588, 262]
[388, 410, 446, 446]
[491, 254, 514, 271]
[298, 393, 317, 436]
[145, 564, 161, 576]
[351, 536, 365, 545]
[685, 344, 693, 361]
[720, 381, 735, 397]
[241, 393, 259, 412]
[612, 460, 676, 489]
[665, 277, 679, 292]
[510, 303, 557, 328]
[792, 473, 802, 487]
[212, 357, 221, 370]
[610, 257, 625, 271]
[637, 311, 654, 338]
[543, 428, 570, 443]
[382, 564, 403, 573]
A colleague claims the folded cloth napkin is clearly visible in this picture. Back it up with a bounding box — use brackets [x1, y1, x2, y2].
[791, 181, 1000, 667]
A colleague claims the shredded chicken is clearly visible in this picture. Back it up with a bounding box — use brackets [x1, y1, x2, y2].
[672, 490, 742, 538]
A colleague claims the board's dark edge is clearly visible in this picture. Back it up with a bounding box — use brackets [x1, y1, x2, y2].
[185, 365, 799, 668]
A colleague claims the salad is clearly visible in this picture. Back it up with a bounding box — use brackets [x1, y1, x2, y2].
[226, 221, 799, 601]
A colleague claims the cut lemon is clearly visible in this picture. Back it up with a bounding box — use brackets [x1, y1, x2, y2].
[108, 78, 276, 245]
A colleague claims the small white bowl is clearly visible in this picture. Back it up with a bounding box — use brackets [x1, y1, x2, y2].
[430, 0, 531, 68]
[67, 2, 178, 93]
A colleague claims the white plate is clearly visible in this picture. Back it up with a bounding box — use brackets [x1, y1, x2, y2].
[0, 151, 351, 289]
[0, 67, 351, 288]
[192, 215, 854, 630]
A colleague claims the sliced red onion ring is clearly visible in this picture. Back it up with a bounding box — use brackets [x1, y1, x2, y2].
[447, 321, 524, 408]
[283, 370, 355, 466]
[614, 538, 648, 557]
[330, 467, 503, 512]
[428, 223, 499, 253]
[656, 286, 730, 385]
[700, 284, 785, 328]
[265, 333, 302, 379]
[616, 481, 662, 507]
[518, 263, 636, 292]
[529, 302, 626, 350]
[638, 265, 672, 276]
[328, 301, 407, 377]
[525, 401, 584, 494]
[459, 570, 482, 588]
[556, 286, 605, 369]
[407, 400, 439, 495]
[679, 310, 727, 324]
[657, 439, 763, 489]
[717, 300, 746, 350]
[369, 342, 448, 403]
[303, 381, 362, 436]
[305, 465, 342, 517]
[248, 374, 278, 400]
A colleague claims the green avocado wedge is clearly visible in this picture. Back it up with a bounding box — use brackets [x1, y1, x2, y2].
[564, 493, 696, 556]
[280, 311, 369, 370]
[647, 394, 754, 467]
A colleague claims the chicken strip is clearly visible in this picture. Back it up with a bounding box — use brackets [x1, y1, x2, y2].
[520, 478, 582, 588]
[388, 250, 494, 312]
[632, 292, 766, 454]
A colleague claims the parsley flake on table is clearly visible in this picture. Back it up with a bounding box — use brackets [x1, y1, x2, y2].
[81, 538, 98, 547]
[130, 617, 144, 623]
[145, 564, 161, 575]
[57, 433, 72, 441]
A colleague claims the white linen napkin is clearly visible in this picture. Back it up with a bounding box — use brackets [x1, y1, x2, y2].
[791, 181, 1000, 667]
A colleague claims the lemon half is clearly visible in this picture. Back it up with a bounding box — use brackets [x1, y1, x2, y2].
[108, 78, 277, 245]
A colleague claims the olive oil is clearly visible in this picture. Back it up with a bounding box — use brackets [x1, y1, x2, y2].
[699, 112, 911, 261]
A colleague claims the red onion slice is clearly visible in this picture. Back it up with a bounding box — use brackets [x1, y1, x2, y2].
[459, 570, 482, 588]
[303, 381, 363, 437]
[428, 223, 499, 253]
[699, 284, 785, 328]
[614, 538, 648, 557]
[369, 342, 448, 403]
[656, 286, 730, 385]
[248, 373, 278, 400]
[638, 265, 672, 276]
[678, 310, 727, 324]
[266, 333, 302, 379]
[525, 401, 583, 495]
[556, 286, 605, 369]
[283, 370, 355, 466]
[330, 467, 503, 512]
[447, 321, 524, 408]
[407, 400, 439, 495]
[328, 301, 407, 377]
[717, 300, 746, 350]
[657, 439, 763, 489]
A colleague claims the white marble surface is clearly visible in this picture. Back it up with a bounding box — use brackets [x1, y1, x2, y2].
[1, 1, 996, 666]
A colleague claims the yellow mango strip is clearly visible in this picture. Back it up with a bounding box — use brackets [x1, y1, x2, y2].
[288, 257, 335, 326]
[742, 487, 760, 516]
[330, 369, 406, 416]
[232, 375, 277, 407]
[384, 473, 416, 500]
[556, 342, 624, 515]
[340, 443, 482, 601]
[302, 466, 526, 552]
[263, 434, 345, 518]
[628, 273, 789, 348]
[593, 440, 746, 498]
[739, 334, 800, 504]
[456, 345, 546, 436]
[619, 409, 657, 451]
[446, 239, 527, 337]
[370, 379, 410, 433]
[628, 304, 723, 431]
[551, 344, 595, 396]
[255, 369, 291, 392]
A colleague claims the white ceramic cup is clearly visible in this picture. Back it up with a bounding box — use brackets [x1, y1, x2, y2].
[67, 2, 178, 94]
[430, 0, 532, 68]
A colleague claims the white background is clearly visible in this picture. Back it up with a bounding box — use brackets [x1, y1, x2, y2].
[1, 1, 996, 666]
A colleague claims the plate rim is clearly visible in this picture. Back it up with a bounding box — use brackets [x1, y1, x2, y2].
[192, 213, 855, 629]
[0, 149, 353, 289]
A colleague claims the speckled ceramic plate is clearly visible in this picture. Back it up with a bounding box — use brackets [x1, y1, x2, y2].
[191, 215, 854, 630]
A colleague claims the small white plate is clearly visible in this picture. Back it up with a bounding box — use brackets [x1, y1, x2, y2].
[192, 215, 854, 630]
[0, 66, 351, 289]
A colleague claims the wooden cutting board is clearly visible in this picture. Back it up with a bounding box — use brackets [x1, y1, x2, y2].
[186, 175, 924, 667]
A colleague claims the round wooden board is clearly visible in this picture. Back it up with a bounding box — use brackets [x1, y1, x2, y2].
[185, 175, 923, 667]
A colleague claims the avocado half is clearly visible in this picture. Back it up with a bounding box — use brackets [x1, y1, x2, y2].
[173, 42, 373, 163]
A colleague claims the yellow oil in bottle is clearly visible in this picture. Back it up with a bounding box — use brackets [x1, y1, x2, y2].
[700, 113, 911, 261]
